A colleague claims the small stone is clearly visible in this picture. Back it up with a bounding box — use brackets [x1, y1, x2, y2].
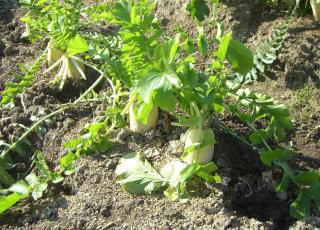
[105, 159, 117, 170]
[116, 129, 130, 142]
[76, 218, 87, 230]
[100, 206, 111, 218]
[145, 148, 160, 158]
[0, 39, 5, 57]
[276, 191, 287, 201]
[4, 46, 15, 56]
[310, 113, 317, 119]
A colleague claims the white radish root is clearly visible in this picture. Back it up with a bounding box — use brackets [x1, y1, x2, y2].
[129, 102, 159, 132]
[47, 41, 63, 66]
[311, 0, 320, 21]
[45, 42, 86, 89]
[183, 128, 215, 164]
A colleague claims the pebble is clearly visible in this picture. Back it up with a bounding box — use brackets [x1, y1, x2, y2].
[4, 46, 15, 56]
[0, 39, 5, 56]
[145, 148, 160, 158]
[100, 206, 111, 218]
[76, 218, 87, 229]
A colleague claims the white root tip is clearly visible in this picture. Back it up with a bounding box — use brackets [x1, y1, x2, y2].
[44, 56, 63, 74]
[129, 103, 159, 133]
[70, 58, 86, 80]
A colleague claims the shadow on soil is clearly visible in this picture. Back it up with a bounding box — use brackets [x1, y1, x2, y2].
[213, 129, 319, 230]
[284, 35, 320, 90]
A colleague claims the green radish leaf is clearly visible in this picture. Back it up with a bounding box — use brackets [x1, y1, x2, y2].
[186, 0, 210, 22]
[216, 32, 232, 60]
[306, 182, 320, 203]
[267, 116, 293, 141]
[115, 152, 168, 194]
[174, 116, 200, 128]
[226, 39, 254, 76]
[161, 160, 188, 187]
[181, 162, 220, 184]
[64, 138, 82, 149]
[197, 34, 208, 56]
[289, 192, 311, 219]
[50, 173, 64, 184]
[295, 171, 320, 186]
[249, 130, 267, 145]
[195, 162, 221, 183]
[60, 152, 77, 174]
[0, 168, 15, 186]
[197, 171, 221, 183]
[25, 173, 47, 200]
[164, 184, 189, 202]
[161, 161, 220, 187]
[25, 173, 39, 187]
[260, 149, 292, 166]
[34, 151, 50, 178]
[275, 172, 291, 192]
[264, 104, 290, 117]
[31, 181, 48, 200]
[138, 71, 180, 112]
[67, 35, 89, 56]
[179, 164, 204, 183]
[0, 193, 25, 214]
[8, 180, 30, 195]
[169, 33, 181, 63]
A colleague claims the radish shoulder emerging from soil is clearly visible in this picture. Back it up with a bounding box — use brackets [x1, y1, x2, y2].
[129, 102, 159, 133]
[183, 128, 216, 164]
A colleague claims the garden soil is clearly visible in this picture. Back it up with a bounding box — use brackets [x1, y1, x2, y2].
[0, 0, 319, 229]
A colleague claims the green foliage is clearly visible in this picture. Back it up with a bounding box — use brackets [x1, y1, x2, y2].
[61, 104, 124, 174]
[187, 0, 210, 22]
[0, 151, 64, 214]
[67, 35, 89, 56]
[20, 0, 83, 50]
[1, 52, 46, 108]
[1, 0, 318, 220]
[116, 152, 220, 201]
[1, 0, 90, 108]
[236, 12, 293, 83]
[229, 88, 293, 142]
[92, 0, 162, 88]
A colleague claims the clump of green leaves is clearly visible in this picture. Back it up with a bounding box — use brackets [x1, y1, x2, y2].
[116, 152, 220, 201]
[0, 151, 63, 214]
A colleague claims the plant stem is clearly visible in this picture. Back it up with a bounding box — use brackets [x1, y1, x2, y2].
[1, 106, 66, 158]
[121, 93, 137, 116]
[71, 57, 117, 106]
[218, 121, 259, 152]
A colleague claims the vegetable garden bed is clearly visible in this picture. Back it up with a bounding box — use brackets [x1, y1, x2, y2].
[0, 0, 320, 229]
